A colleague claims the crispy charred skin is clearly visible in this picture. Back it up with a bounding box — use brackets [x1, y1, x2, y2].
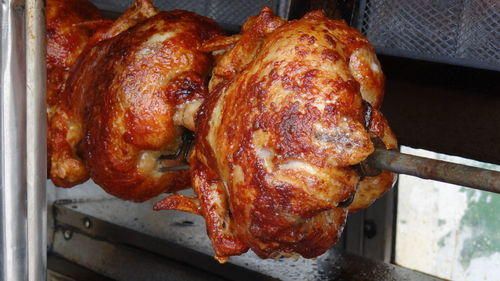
[46, 0, 110, 184]
[156, 7, 397, 262]
[48, 0, 223, 201]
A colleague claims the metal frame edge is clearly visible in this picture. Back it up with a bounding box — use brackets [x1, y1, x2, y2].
[1, 0, 28, 280]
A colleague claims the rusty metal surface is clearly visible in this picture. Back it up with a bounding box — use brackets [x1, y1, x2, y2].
[367, 148, 500, 194]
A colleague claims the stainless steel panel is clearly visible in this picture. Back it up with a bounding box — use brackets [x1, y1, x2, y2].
[52, 227, 226, 281]
[0, 0, 46, 280]
[51, 198, 440, 281]
[1, 0, 28, 280]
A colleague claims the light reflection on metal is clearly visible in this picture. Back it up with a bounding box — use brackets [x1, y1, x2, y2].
[26, 1, 47, 281]
[1, 1, 46, 280]
[1, 1, 28, 280]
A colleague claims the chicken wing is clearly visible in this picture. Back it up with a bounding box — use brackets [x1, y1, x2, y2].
[156, 8, 396, 262]
[48, 0, 222, 201]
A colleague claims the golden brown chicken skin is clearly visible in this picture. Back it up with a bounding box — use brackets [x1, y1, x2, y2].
[46, 0, 108, 109]
[46, 0, 109, 180]
[156, 8, 396, 262]
[48, 0, 222, 201]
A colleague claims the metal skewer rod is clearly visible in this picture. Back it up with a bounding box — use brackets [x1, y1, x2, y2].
[159, 148, 500, 194]
[366, 148, 500, 194]
[160, 165, 190, 172]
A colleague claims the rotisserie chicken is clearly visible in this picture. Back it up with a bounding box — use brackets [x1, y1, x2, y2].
[46, 0, 109, 178]
[48, 0, 223, 201]
[155, 7, 397, 262]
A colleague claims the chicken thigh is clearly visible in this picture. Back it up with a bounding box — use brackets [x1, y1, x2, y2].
[156, 8, 397, 262]
[48, 0, 222, 201]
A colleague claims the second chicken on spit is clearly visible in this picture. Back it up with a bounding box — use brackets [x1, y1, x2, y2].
[48, 0, 223, 201]
[156, 8, 397, 262]
[46, 0, 110, 183]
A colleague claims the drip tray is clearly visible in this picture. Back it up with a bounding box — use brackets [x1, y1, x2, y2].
[50, 198, 439, 281]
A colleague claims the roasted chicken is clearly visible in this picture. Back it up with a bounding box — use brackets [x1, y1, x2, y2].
[155, 8, 397, 262]
[46, 0, 109, 176]
[48, 0, 222, 201]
